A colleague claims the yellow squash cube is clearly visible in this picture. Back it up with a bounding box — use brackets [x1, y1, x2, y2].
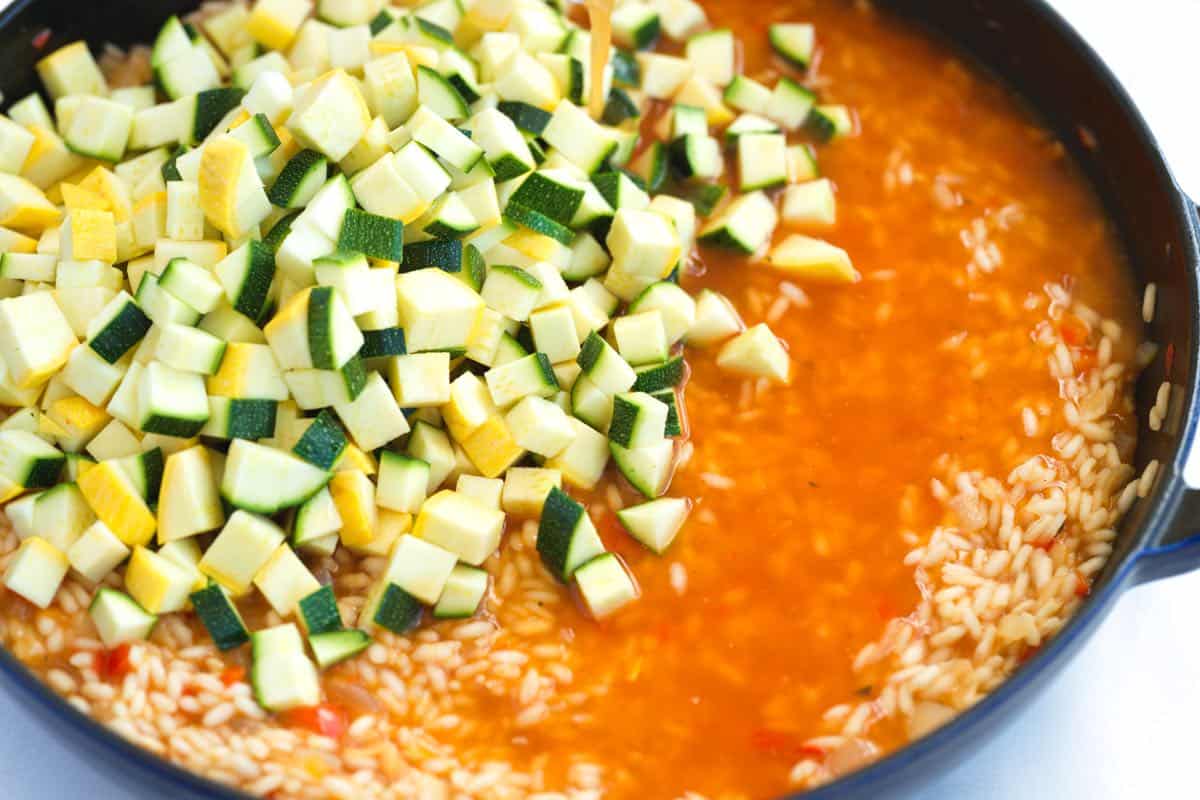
[124, 545, 192, 613]
[78, 460, 156, 547]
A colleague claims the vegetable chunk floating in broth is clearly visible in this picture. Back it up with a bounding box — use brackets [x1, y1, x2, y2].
[0, 0, 1151, 797]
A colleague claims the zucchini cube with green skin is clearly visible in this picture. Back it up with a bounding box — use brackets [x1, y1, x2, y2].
[632, 356, 686, 394]
[471, 108, 536, 183]
[201, 397, 277, 441]
[716, 323, 791, 384]
[3, 537, 69, 608]
[269, 148, 328, 209]
[32, 482, 95, 552]
[297, 584, 342, 636]
[221, 439, 331, 516]
[611, 2, 660, 50]
[136, 273, 202, 328]
[738, 132, 789, 192]
[158, 258, 223, 314]
[412, 490, 505, 566]
[409, 106, 484, 173]
[333, 371, 411, 451]
[88, 588, 157, 647]
[264, 285, 364, 370]
[395, 268, 484, 353]
[338, 208, 404, 263]
[0, 115, 35, 174]
[609, 392, 669, 449]
[617, 496, 690, 555]
[724, 75, 773, 115]
[433, 564, 488, 619]
[66, 521, 130, 583]
[768, 23, 816, 70]
[291, 411, 347, 471]
[377, 453, 431, 514]
[212, 241, 276, 322]
[767, 77, 816, 131]
[485, 352, 559, 408]
[199, 510, 287, 595]
[610, 438, 675, 499]
[291, 487, 343, 551]
[481, 265, 542, 322]
[190, 583, 249, 650]
[309, 629, 371, 668]
[0, 252, 56, 282]
[574, 553, 639, 619]
[359, 581, 423, 634]
[348, 152, 424, 222]
[250, 624, 321, 711]
[407, 421, 455, 493]
[0, 293, 78, 389]
[698, 191, 779, 255]
[613, 310, 669, 367]
[284, 359, 368, 410]
[493, 53, 560, 116]
[542, 100, 619, 175]
[254, 543, 321, 617]
[545, 418, 610, 491]
[505, 396, 576, 458]
[536, 487, 605, 582]
[137, 362, 210, 437]
[577, 332, 636, 395]
[420, 193, 480, 240]
[0, 431, 65, 489]
[393, 141, 453, 206]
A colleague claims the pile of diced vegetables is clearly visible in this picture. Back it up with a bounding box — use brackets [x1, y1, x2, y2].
[0, 0, 854, 712]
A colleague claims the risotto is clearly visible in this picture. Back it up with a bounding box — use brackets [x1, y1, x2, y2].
[0, 0, 1153, 798]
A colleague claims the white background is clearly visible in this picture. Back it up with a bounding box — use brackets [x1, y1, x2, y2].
[0, 1, 1198, 798]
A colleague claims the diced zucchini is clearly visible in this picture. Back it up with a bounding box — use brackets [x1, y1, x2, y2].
[155, 324, 227, 376]
[542, 100, 617, 175]
[359, 581, 423, 634]
[396, 268, 484, 353]
[608, 392, 669, 449]
[201, 397, 278, 441]
[781, 178, 837, 227]
[536, 486, 604, 581]
[574, 552, 638, 618]
[339, 208, 404, 262]
[253, 543, 321, 616]
[214, 240, 276, 321]
[297, 584, 342, 635]
[716, 323, 791, 384]
[199, 509, 286, 594]
[611, 2, 660, 50]
[309, 629, 370, 668]
[485, 352, 558, 407]
[767, 77, 816, 131]
[291, 487, 343, 552]
[544, 417, 609, 490]
[137, 362, 210, 437]
[268, 148, 328, 209]
[432, 564, 488, 619]
[613, 310, 669, 366]
[616, 496, 690, 554]
[0, 430, 65, 489]
[738, 132, 788, 192]
[698, 191, 778, 254]
[190, 582, 250, 650]
[632, 356, 686, 393]
[89, 588, 157, 647]
[687, 289, 742, 347]
[501, 467, 562, 517]
[334, 371, 411, 451]
[221, 439, 331, 515]
[66, 521, 130, 583]
[576, 331, 636, 395]
[769, 23, 816, 70]
[610, 438, 674, 499]
[250, 623, 321, 711]
[157, 444, 224, 543]
[292, 410, 348, 470]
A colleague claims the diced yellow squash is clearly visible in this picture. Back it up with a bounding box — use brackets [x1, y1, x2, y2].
[334, 443, 377, 476]
[205, 342, 288, 400]
[344, 509, 409, 557]
[21, 125, 86, 190]
[124, 545, 192, 613]
[460, 415, 524, 479]
[247, 0, 311, 51]
[0, 293, 77, 388]
[62, 208, 118, 263]
[131, 190, 167, 253]
[765, 234, 859, 283]
[46, 396, 109, 451]
[199, 135, 268, 239]
[0, 227, 38, 254]
[60, 182, 110, 213]
[78, 166, 132, 223]
[330, 469, 376, 548]
[78, 460, 156, 547]
[0, 173, 61, 233]
[505, 228, 567, 264]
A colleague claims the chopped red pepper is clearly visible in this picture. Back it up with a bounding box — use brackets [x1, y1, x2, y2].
[220, 665, 246, 687]
[282, 703, 349, 740]
[1072, 346, 1097, 374]
[1074, 570, 1091, 598]
[750, 728, 811, 759]
[96, 643, 132, 682]
[31, 28, 51, 50]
